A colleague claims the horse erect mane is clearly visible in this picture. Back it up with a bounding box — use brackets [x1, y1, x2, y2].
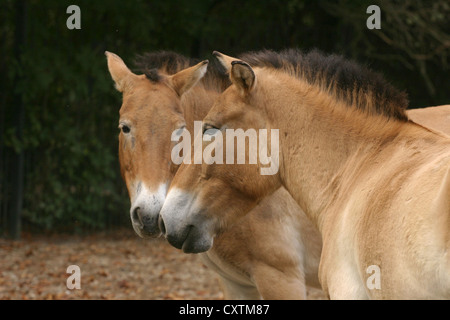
[238, 49, 409, 121]
[133, 51, 230, 92]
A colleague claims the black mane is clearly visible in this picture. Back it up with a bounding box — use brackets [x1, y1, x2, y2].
[239, 49, 409, 121]
[134, 51, 230, 92]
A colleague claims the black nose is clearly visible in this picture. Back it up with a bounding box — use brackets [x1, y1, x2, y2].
[158, 215, 166, 235]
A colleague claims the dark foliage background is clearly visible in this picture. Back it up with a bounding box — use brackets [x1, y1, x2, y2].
[1, 0, 449, 237]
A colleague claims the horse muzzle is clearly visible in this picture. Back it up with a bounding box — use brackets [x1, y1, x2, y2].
[129, 182, 167, 238]
[130, 206, 161, 237]
[159, 188, 214, 253]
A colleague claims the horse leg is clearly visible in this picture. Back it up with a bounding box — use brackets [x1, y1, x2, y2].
[319, 253, 369, 299]
[218, 276, 261, 300]
[200, 253, 261, 299]
[251, 263, 307, 300]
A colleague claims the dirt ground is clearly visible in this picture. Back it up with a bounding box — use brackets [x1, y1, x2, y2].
[0, 229, 326, 300]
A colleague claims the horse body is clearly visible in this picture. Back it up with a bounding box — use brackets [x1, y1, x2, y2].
[202, 187, 322, 299]
[317, 123, 450, 298]
[160, 49, 450, 299]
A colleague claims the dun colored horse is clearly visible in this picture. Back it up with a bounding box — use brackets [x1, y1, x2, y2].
[159, 49, 450, 299]
[106, 51, 322, 299]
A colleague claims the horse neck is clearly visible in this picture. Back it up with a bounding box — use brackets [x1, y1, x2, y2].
[262, 77, 406, 231]
[181, 85, 219, 132]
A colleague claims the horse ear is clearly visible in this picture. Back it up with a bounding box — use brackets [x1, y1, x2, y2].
[230, 61, 256, 95]
[213, 51, 238, 74]
[168, 60, 209, 96]
[105, 51, 136, 92]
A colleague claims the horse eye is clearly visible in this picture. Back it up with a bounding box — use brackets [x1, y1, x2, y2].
[122, 125, 130, 134]
[173, 125, 186, 136]
[202, 124, 219, 135]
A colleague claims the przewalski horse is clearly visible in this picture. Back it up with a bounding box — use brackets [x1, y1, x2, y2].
[105, 51, 323, 299]
[159, 49, 450, 299]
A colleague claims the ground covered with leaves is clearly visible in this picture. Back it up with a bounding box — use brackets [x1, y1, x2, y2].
[0, 229, 326, 300]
